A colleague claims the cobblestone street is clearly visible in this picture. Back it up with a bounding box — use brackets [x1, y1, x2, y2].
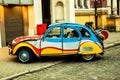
[0, 32, 120, 79]
[13, 45, 120, 80]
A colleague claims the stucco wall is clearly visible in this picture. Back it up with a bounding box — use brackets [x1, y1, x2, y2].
[51, 0, 75, 23]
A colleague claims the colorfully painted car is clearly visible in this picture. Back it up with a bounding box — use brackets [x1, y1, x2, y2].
[8, 23, 108, 63]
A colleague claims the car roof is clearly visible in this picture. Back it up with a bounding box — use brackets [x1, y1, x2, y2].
[48, 22, 88, 29]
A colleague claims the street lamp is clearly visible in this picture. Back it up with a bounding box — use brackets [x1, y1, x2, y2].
[94, 0, 98, 29]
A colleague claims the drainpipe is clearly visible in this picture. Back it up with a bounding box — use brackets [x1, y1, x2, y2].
[94, 0, 98, 29]
[111, 0, 114, 15]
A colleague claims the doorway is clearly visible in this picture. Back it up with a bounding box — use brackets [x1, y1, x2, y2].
[4, 6, 24, 45]
[42, 0, 51, 26]
[117, 0, 120, 15]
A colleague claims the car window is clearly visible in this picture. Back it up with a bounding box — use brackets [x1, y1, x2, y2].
[79, 28, 91, 38]
[46, 27, 61, 38]
[64, 27, 79, 38]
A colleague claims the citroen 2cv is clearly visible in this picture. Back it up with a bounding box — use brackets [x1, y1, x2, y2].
[8, 23, 108, 63]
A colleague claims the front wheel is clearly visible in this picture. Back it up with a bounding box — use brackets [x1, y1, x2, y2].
[17, 49, 33, 63]
[81, 54, 95, 61]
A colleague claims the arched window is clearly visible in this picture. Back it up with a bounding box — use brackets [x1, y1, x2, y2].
[55, 1, 64, 22]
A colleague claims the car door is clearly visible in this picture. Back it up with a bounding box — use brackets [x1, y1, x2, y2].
[62, 26, 80, 54]
[40, 27, 62, 55]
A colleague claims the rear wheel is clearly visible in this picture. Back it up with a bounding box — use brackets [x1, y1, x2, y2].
[81, 54, 95, 61]
[17, 48, 33, 63]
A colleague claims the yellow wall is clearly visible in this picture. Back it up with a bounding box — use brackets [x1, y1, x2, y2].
[98, 15, 107, 28]
[22, 6, 29, 35]
[115, 18, 120, 31]
[75, 15, 95, 28]
[75, 14, 108, 29]
[28, 6, 36, 35]
[0, 5, 6, 46]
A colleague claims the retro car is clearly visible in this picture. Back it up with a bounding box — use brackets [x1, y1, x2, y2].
[8, 23, 108, 63]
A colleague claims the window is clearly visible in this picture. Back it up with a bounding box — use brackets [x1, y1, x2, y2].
[75, 0, 90, 9]
[117, 0, 120, 15]
[64, 27, 79, 38]
[79, 28, 91, 38]
[78, 0, 83, 8]
[55, 1, 64, 22]
[90, 0, 107, 8]
[46, 27, 61, 38]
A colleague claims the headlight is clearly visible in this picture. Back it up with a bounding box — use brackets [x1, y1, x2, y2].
[8, 40, 16, 48]
[12, 40, 16, 45]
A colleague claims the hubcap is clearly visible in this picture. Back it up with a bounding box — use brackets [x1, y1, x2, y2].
[19, 51, 29, 62]
[21, 53, 27, 59]
[82, 54, 94, 61]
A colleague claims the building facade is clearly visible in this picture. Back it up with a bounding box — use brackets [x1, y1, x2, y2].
[0, 0, 120, 47]
[0, 0, 75, 47]
[74, 0, 120, 30]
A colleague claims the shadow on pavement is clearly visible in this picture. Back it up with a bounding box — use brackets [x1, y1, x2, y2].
[31, 55, 103, 63]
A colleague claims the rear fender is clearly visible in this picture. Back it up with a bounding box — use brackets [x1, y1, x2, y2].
[79, 41, 103, 54]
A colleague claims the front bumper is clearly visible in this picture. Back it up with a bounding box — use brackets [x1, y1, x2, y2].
[8, 41, 12, 48]
[8, 48, 13, 55]
[8, 42, 13, 55]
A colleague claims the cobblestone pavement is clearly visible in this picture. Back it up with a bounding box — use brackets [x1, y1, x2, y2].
[0, 32, 120, 79]
[13, 45, 120, 80]
[0, 48, 62, 79]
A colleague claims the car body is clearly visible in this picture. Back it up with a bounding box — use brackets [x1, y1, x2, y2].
[8, 23, 108, 63]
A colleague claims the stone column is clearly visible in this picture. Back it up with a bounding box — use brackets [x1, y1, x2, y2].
[107, 0, 111, 15]
[112, 0, 117, 15]
[33, 0, 43, 25]
[78, 0, 85, 9]
[28, 0, 43, 35]
[69, 0, 75, 22]
[0, 5, 6, 47]
[75, 0, 78, 8]
[28, 6, 35, 35]
[86, 0, 90, 8]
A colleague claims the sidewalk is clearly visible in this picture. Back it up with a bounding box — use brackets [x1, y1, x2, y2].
[104, 32, 120, 48]
[0, 32, 120, 79]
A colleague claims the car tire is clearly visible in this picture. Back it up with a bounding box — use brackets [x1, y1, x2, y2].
[81, 54, 95, 61]
[17, 48, 33, 63]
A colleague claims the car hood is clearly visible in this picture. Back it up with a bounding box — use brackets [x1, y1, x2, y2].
[13, 35, 42, 44]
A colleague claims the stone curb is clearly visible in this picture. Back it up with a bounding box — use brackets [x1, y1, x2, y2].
[1, 41, 120, 80]
[105, 41, 120, 49]
[0, 61, 63, 80]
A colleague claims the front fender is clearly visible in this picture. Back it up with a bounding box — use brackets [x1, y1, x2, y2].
[12, 42, 40, 55]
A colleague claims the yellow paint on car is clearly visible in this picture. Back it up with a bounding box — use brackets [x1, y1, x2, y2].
[41, 48, 62, 55]
[80, 42, 103, 54]
[13, 42, 36, 55]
